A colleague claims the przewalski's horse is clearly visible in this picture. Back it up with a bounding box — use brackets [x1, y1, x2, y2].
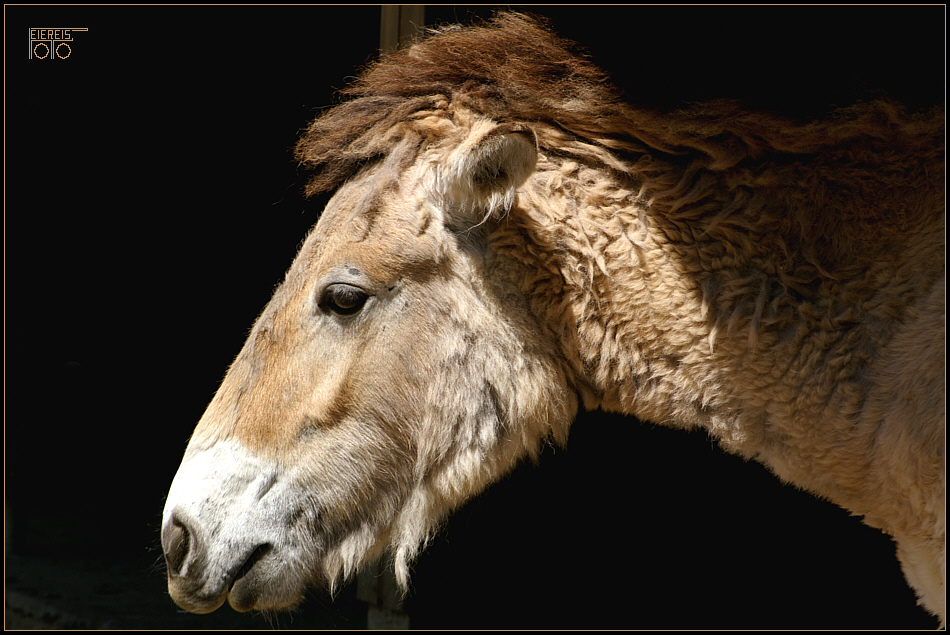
[162, 13, 945, 623]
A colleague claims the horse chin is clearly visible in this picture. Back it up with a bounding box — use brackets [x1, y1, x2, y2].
[226, 578, 298, 614]
[225, 551, 311, 613]
[166, 577, 229, 615]
[225, 564, 271, 613]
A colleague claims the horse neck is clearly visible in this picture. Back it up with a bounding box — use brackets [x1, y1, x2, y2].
[505, 152, 728, 430]
[510, 144, 943, 468]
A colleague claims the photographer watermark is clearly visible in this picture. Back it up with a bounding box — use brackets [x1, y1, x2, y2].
[29, 28, 88, 60]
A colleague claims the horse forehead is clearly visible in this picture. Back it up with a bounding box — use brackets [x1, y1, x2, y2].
[304, 168, 436, 278]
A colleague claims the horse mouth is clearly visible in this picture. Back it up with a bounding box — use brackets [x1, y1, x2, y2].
[226, 543, 275, 612]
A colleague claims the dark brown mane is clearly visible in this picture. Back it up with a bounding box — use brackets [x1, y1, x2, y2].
[295, 12, 943, 277]
[295, 12, 628, 195]
[296, 13, 941, 195]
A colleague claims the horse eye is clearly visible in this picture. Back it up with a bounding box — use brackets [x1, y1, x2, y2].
[320, 284, 369, 316]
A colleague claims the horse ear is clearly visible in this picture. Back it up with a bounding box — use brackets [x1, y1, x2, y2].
[438, 123, 537, 229]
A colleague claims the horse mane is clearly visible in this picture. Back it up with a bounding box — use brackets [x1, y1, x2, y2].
[295, 12, 944, 276]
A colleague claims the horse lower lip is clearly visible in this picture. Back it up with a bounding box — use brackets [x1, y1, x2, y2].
[226, 547, 274, 614]
[230, 543, 273, 591]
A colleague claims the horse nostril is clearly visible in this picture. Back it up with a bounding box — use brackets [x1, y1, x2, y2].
[162, 515, 192, 577]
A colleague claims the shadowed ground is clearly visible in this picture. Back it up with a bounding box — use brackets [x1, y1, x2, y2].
[5, 554, 367, 630]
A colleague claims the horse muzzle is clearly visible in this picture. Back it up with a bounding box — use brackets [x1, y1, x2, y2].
[161, 440, 306, 613]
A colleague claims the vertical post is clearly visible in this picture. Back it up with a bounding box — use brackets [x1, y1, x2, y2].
[353, 12, 427, 626]
[380, 5, 425, 54]
[356, 558, 410, 629]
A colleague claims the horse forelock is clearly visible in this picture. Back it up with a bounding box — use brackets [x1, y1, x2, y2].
[293, 12, 619, 195]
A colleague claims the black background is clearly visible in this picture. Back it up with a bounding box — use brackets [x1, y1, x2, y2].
[5, 5, 944, 629]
